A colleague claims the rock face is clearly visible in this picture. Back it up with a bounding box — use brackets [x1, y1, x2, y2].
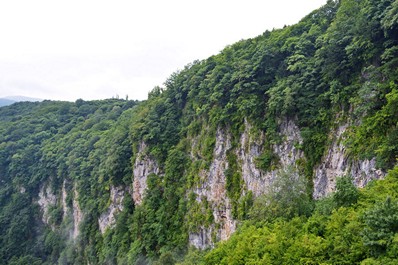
[237, 120, 266, 197]
[273, 119, 304, 168]
[189, 226, 214, 250]
[34, 119, 386, 251]
[187, 119, 386, 248]
[189, 128, 236, 250]
[132, 142, 160, 205]
[61, 181, 68, 218]
[98, 186, 125, 234]
[37, 180, 83, 240]
[313, 124, 385, 199]
[189, 120, 305, 249]
[238, 119, 304, 197]
[72, 188, 83, 240]
[38, 184, 57, 225]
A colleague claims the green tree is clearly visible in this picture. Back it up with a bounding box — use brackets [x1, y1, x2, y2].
[249, 166, 313, 222]
[333, 175, 360, 207]
[362, 197, 398, 257]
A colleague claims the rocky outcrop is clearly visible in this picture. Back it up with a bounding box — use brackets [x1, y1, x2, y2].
[238, 119, 304, 197]
[98, 186, 125, 234]
[61, 180, 68, 218]
[313, 124, 385, 199]
[132, 142, 160, 205]
[236, 119, 384, 201]
[273, 119, 304, 167]
[190, 128, 236, 249]
[38, 184, 57, 225]
[72, 188, 83, 240]
[189, 226, 214, 250]
[189, 120, 305, 249]
[237, 120, 266, 197]
[38, 180, 83, 239]
[130, 120, 384, 250]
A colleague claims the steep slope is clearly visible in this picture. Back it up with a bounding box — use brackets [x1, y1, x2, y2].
[0, 0, 398, 264]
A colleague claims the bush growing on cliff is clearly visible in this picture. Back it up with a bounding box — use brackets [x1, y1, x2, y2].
[249, 166, 313, 222]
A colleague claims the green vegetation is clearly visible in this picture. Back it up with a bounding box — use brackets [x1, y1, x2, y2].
[249, 166, 313, 223]
[196, 168, 398, 265]
[0, 99, 138, 264]
[0, 0, 398, 264]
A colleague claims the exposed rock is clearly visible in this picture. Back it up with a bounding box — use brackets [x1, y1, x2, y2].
[98, 186, 125, 234]
[189, 120, 304, 249]
[189, 226, 214, 250]
[237, 120, 266, 196]
[351, 158, 384, 188]
[38, 184, 57, 225]
[313, 124, 385, 199]
[273, 119, 304, 167]
[61, 180, 68, 217]
[38, 180, 84, 239]
[238, 119, 304, 197]
[188, 119, 386, 249]
[190, 128, 236, 249]
[132, 142, 160, 205]
[72, 188, 83, 240]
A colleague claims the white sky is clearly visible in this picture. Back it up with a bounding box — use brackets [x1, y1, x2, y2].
[0, 0, 327, 101]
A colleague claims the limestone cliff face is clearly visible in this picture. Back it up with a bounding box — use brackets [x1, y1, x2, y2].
[189, 119, 304, 249]
[38, 184, 57, 226]
[189, 128, 236, 249]
[132, 142, 160, 205]
[237, 120, 266, 197]
[37, 180, 83, 240]
[61, 181, 68, 219]
[187, 118, 386, 248]
[98, 186, 125, 234]
[238, 119, 304, 197]
[35, 119, 385, 250]
[313, 124, 385, 198]
[72, 188, 83, 240]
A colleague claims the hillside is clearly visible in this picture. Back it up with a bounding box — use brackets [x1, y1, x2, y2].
[0, 0, 398, 264]
[0, 96, 42, 107]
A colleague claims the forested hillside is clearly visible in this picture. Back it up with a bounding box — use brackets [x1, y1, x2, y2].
[1, 0, 398, 264]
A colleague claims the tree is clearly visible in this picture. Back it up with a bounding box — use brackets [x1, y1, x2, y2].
[249, 166, 313, 222]
[362, 197, 398, 257]
[333, 175, 360, 207]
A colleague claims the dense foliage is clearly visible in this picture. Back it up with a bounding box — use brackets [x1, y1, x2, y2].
[192, 167, 398, 265]
[0, 99, 138, 264]
[0, 0, 398, 264]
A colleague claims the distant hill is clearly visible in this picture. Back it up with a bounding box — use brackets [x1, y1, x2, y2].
[0, 98, 16, 107]
[0, 96, 42, 107]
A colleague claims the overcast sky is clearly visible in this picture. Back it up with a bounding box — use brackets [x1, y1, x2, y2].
[0, 0, 327, 101]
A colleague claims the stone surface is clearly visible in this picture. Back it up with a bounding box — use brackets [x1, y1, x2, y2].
[238, 119, 304, 197]
[190, 128, 236, 249]
[132, 142, 160, 205]
[313, 124, 385, 198]
[189, 226, 214, 250]
[127, 120, 385, 249]
[188, 120, 305, 249]
[72, 188, 83, 240]
[37, 184, 57, 225]
[98, 186, 125, 234]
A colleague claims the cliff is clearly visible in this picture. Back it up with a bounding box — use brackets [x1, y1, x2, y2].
[1, 0, 398, 263]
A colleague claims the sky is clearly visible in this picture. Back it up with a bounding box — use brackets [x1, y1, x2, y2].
[0, 0, 327, 102]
